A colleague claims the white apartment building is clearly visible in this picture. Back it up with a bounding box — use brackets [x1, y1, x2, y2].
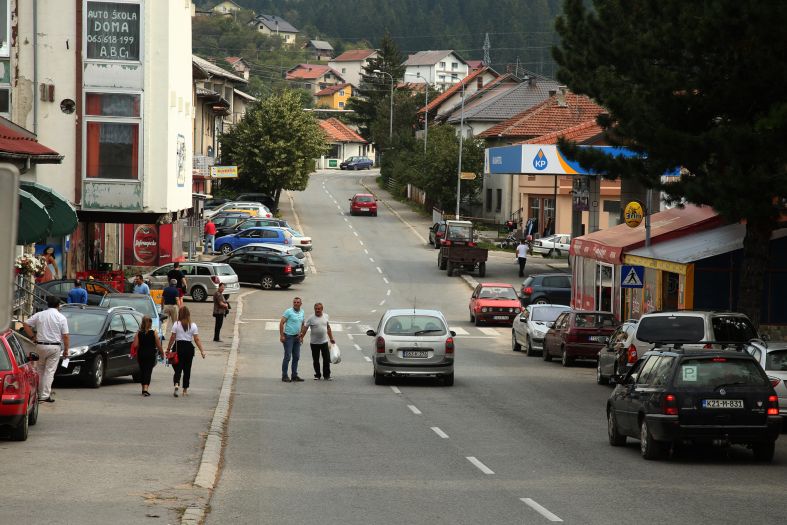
[328, 49, 377, 88]
[403, 50, 469, 92]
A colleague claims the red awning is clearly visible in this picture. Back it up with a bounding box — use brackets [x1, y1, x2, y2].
[0, 122, 62, 163]
[569, 205, 723, 264]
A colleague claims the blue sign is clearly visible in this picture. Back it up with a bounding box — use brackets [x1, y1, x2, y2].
[532, 148, 548, 170]
[620, 265, 644, 289]
[485, 144, 523, 174]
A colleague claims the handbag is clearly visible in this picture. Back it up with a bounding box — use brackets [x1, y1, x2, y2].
[130, 338, 138, 359]
[329, 344, 341, 364]
[166, 341, 179, 365]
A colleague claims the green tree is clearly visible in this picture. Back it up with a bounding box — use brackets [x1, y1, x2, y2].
[219, 90, 328, 208]
[554, 0, 787, 326]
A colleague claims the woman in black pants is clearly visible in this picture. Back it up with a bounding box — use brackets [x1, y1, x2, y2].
[166, 306, 206, 397]
[133, 315, 164, 396]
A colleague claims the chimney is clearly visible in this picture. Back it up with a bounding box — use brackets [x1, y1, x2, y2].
[557, 85, 568, 107]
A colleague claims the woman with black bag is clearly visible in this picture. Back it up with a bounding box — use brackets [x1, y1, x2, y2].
[166, 306, 206, 397]
[212, 283, 229, 342]
[133, 315, 165, 396]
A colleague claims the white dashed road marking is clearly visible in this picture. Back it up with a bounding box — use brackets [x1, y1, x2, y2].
[390, 386, 401, 394]
[364, 356, 372, 362]
[466, 457, 494, 475]
[431, 427, 449, 439]
[521, 499, 563, 522]
[407, 405, 422, 415]
[376, 267, 382, 274]
[383, 277, 389, 284]
[353, 344, 361, 351]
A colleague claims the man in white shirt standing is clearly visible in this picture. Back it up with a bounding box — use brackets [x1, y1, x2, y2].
[516, 238, 529, 278]
[23, 296, 70, 403]
[300, 302, 335, 380]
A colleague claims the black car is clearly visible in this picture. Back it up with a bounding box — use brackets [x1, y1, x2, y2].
[57, 305, 144, 388]
[224, 251, 306, 290]
[428, 221, 447, 249]
[519, 273, 572, 306]
[607, 347, 781, 461]
[235, 193, 277, 212]
[339, 156, 374, 170]
[216, 217, 289, 238]
[37, 279, 119, 306]
[214, 244, 305, 262]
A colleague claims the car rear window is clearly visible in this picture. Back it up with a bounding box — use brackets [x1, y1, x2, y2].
[0, 342, 12, 371]
[573, 313, 616, 328]
[62, 311, 106, 336]
[531, 306, 569, 322]
[766, 350, 787, 371]
[101, 297, 156, 317]
[216, 265, 236, 276]
[384, 315, 446, 336]
[712, 316, 758, 343]
[356, 196, 374, 202]
[522, 276, 534, 287]
[674, 357, 767, 388]
[637, 316, 704, 343]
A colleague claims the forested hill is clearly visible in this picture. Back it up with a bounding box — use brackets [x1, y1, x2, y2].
[198, 0, 563, 77]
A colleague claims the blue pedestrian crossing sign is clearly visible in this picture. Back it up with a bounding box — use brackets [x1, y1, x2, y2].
[620, 265, 644, 288]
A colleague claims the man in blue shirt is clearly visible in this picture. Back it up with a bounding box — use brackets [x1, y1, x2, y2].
[279, 296, 305, 382]
[133, 274, 150, 295]
[67, 280, 88, 304]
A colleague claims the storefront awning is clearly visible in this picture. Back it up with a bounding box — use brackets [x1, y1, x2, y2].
[17, 189, 52, 245]
[20, 181, 77, 237]
[570, 205, 723, 264]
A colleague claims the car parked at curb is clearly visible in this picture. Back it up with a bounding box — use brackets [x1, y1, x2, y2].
[284, 227, 312, 252]
[597, 320, 639, 384]
[0, 330, 39, 441]
[531, 234, 571, 257]
[468, 283, 522, 326]
[512, 304, 571, 356]
[215, 227, 293, 255]
[542, 310, 618, 366]
[519, 273, 572, 306]
[234, 193, 277, 212]
[205, 202, 272, 219]
[428, 221, 447, 249]
[349, 193, 378, 216]
[340, 156, 374, 170]
[223, 251, 306, 290]
[145, 262, 240, 302]
[100, 293, 167, 339]
[215, 217, 289, 238]
[213, 243, 305, 261]
[36, 278, 119, 306]
[746, 343, 787, 417]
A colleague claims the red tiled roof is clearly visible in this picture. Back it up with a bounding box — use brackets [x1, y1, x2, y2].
[0, 123, 62, 162]
[419, 67, 498, 114]
[479, 91, 606, 139]
[225, 56, 243, 65]
[315, 83, 351, 96]
[522, 119, 604, 145]
[331, 49, 376, 62]
[319, 118, 366, 143]
[466, 60, 484, 71]
[286, 64, 344, 81]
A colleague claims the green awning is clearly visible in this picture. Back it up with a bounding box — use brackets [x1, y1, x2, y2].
[18, 189, 52, 245]
[19, 181, 77, 237]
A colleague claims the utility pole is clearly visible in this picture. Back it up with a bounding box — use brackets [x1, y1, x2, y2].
[483, 33, 491, 66]
[455, 82, 466, 219]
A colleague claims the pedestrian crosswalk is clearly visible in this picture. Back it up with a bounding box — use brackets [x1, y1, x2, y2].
[260, 321, 508, 338]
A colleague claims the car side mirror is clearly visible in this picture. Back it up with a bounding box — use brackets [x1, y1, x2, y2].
[28, 352, 40, 362]
[366, 330, 376, 336]
[450, 330, 456, 337]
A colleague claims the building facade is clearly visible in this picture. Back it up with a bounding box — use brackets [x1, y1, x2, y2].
[328, 49, 377, 88]
[403, 50, 469, 92]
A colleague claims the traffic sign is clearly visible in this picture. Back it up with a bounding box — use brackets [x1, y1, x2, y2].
[620, 265, 644, 288]
[624, 201, 644, 228]
[460, 172, 477, 180]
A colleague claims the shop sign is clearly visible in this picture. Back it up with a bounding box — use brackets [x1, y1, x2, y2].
[132, 225, 157, 265]
[86, 1, 141, 61]
[210, 166, 238, 178]
[620, 265, 644, 288]
[624, 201, 644, 228]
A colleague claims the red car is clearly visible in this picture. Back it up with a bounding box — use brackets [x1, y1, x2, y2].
[349, 193, 378, 216]
[543, 310, 619, 367]
[469, 283, 522, 326]
[0, 330, 39, 441]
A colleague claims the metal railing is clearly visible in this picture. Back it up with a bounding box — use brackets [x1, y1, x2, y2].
[13, 274, 52, 321]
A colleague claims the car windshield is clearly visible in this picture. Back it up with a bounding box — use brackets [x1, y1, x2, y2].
[765, 350, 787, 371]
[62, 311, 106, 336]
[674, 357, 767, 388]
[216, 265, 236, 276]
[531, 306, 569, 322]
[479, 287, 518, 300]
[0, 344, 11, 371]
[637, 316, 705, 343]
[356, 196, 374, 203]
[101, 296, 156, 317]
[384, 315, 446, 336]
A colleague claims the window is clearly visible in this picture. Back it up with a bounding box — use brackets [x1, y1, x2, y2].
[0, 0, 8, 57]
[439, 75, 445, 83]
[108, 315, 125, 335]
[485, 188, 492, 212]
[85, 93, 142, 180]
[339, 90, 345, 97]
[7, 335, 26, 366]
[636, 356, 660, 385]
[86, 1, 141, 62]
[262, 230, 279, 239]
[121, 313, 139, 333]
[712, 316, 758, 343]
[495, 189, 502, 212]
[197, 266, 212, 276]
[637, 316, 705, 344]
[341, 68, 346, 74]
[452, 62, 458, 70]
[477, 77, 483, 90]
[439, 61, 446, 69]
[338, 101, 344, 108]
[451, 73, 458, 81]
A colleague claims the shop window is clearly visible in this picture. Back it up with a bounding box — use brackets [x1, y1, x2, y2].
[85, 92, 142, 180]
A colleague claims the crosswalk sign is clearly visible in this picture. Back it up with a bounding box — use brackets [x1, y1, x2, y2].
[620, 265, 644, 288]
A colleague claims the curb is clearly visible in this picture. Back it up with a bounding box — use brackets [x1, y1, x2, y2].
[460, 273, 479, 291]
[181, 289, 256, 525]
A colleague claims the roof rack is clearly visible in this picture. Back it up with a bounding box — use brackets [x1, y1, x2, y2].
[107, 306, 135, 313]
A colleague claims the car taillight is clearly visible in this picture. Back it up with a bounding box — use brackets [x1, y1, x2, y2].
[211, 276, 220, 284]
[468, 242, 477, 247]
[445, 337, 454, 354]
[522, 286, 533, 296]
[627, 344, 638, 364]
[300, 240, 308, 245]
[769, 376, 782, 388]
[662, 393, 678, 415]
[767, 395, 779, 416]
[2, 374, 22, 403]
[441, 240, 451, 246]
[376, 336, 385, 353]
[284, 265, 292, 274]
[266, 213, 272, 218]
[712, 357, 726, 362]
[284, 239, 290, 245]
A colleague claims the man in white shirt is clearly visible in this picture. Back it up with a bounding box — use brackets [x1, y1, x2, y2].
[516, 238, 529, 278]
[300, 302, 335, 380]
[23, 296, 70, 403]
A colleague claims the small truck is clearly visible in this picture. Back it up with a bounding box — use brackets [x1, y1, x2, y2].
[436, 220, 489, 277]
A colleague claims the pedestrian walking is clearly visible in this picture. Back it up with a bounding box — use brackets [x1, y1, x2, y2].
[67, 279, 88, 304]
[300, 302, 335, 380]
[165, 306, 206, 397]
[516, 238, 529, 278]
[132, 274, 150, 295]
[132, 315, 165, 396]
[212, 283, 229, 342]
[279, 297, 305, 382]
[167, 262, 187, 307]
[204, 218, 216, 255]
[23, 295, 69, 403]
[161, 279, 179, 338]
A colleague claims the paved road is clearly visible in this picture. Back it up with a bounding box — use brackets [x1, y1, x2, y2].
[206, 170, 787, 525]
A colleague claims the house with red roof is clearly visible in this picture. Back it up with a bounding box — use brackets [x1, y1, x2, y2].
[317, 118, 374, 168]
[329, 49, 378, 88]
[314, 83, 353, 110]
[224, 57, 251, 81]
[286, 64, 345, 94]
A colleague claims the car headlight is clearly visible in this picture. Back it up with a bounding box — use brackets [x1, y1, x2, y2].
[481, 307, 488, 313]
[68, 346, 89, 357]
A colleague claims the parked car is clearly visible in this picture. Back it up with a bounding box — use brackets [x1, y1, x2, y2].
[519, 273, 572, 306]
[212, 212, 254, 235]
[234, 192, 276, 212]
[37, 278, 119, 305]
[284, 227, 312, 252]
[340, 156, 374, 170]
[428, 221, 447, 249]
[542, 310, 618, 366]
[216, 217, 289, 238]
[349, 193, 378, 216]
[0, 330, 39, 441]
[607, 348, 781, 461]
[366, 309, 456, 386]
[213, 243, 305, 262]
[746, 343, 787, 417]
[223, 251, 306, 290]
[532, 233, 571, 257]
[205, 202, 272, 219]
[204, 198, 231, 210]
[468, 283, 522, 326]
[144, 262, 240, 302]
[99, 293, 167, 339]
[215, 227, 294, 255]
[512, 304, 572, 356]
[58, 305, 143, 388]
[596, 320, 639, 384]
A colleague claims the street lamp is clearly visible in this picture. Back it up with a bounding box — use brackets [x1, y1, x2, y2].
[405, 73, 429, 153]
[455, 81, 466, 219]
[373, 69, 394, 140]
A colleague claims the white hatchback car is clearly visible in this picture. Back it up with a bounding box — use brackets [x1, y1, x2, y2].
[512, 304, 571, 356]
[747, 343, 787, 417]
[532, 234, 571, 257]
[367, 309, 456, 386]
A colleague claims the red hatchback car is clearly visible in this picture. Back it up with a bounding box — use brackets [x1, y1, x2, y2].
[349, 193, 378, 216]
[0, 330, 39, 441]
[469, 283, 522, 326]
[543, 311, 618, 367]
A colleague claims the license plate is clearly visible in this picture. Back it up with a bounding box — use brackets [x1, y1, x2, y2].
[493, 315, 509, 320]
[589, 336, 607, 342]
[294, 268, 303, 273]
[360, 208, 369, 211]
[703, 399, 744, 409]
[403, 350, 428, 358]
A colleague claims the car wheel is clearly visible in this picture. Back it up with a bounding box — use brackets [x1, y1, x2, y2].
[640, 419, 668, 460]
[373, 369, 385, 385]
[512, 331, 522, 351]
[555, 250, 562, 257]
[28, 393, 39, 426]
[372, 212, 377, 217]
[87, 354, 105, 388]
[542, 345, 552, 362]
[547, 249, 555, 258]
[438, 255, 447, 270]
[534, 298, 549, 305]
[525, 336, 536, 356]
[443, 372, 454, 387]
[191, 286, 208, 302]
[478, 262, 486, 277]
[470, 311, 475, 322]
[596, 360, 608, 385]
[220, 244, 233, 255]
[260, 275, 276, 290]
[474, 315, 482, 327]
[561, 347, 573, 367]
[752, 441, 776, 462]
[11, 407, 29, 441]
[446, 261, 454, 276]
[607, 409, 626, 446]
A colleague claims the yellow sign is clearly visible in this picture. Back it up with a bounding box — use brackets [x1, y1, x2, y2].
[624, 201, 644, 228]
[460, 172, 477, 180]
[210, 166, 239, 179]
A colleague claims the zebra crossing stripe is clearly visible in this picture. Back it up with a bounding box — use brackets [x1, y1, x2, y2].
[478, 327, 501, 336]
[450, 327, 469, 336]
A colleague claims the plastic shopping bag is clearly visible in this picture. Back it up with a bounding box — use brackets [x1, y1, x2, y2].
[330, 344, 341, 364]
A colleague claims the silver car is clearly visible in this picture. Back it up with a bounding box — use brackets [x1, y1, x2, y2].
[747, 343, 787, 416]
[144, 262, 240, 302]
[366, 309, 456, 386]
[512, 304, 571, 356]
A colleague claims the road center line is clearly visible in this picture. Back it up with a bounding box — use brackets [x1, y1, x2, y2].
[359, 240, 364, 246]
[344, 218, 348, 222]
[364, 356, 372, 362]
[431, 427, 449, 439]
[383, 277, 389, 284]
[369, 257, 375, 262]
[364, 249, 369, 254]
[379, 300, 386, 306]
[520, 499, 563, 522]
[376, 267, 382, 274]
[390, 386, 401, 394]
[407, 405, 422, 415]
[353, 344, 361, 350]
[353, 231, 359, 237]
[466, 457, 494, 475]
[347, 333, 354, 340]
